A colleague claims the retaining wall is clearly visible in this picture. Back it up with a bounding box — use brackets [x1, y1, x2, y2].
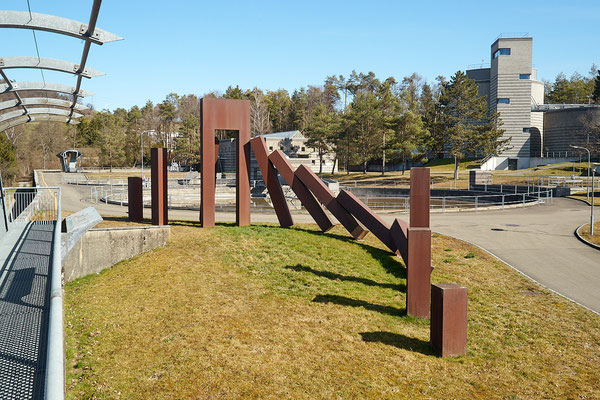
[63, 225, 170, 282]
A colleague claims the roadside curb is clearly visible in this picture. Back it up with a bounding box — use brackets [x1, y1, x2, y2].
[575, 224, 600, 251]
[436, 231, 600, 316]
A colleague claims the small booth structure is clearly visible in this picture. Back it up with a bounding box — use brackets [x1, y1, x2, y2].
[57, 149, 83, 173]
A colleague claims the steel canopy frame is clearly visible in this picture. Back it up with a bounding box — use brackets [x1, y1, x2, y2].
[0, 56, 104, 78]
[0, 10, 123, 44]
[0, 81, 94, 97]
[0, 97, 89, 112]
[0, 115, 79, 132]
[0, 107, 83, 123]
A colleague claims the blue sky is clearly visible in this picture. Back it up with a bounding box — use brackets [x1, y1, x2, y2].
[1, 0, 599, 111]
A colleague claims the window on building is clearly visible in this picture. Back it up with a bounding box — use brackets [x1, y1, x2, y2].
[493, 48, 511, 59]
[280, 146, 283, 150]
[523, 128, 530, 134]
[269, 146, 273, 151]
[497, 98, 510, 104]
[519, 74, 531, 80]
[301, 147, 305, 152]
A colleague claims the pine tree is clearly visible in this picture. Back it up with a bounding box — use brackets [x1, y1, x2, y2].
[439, 71, 506, 180]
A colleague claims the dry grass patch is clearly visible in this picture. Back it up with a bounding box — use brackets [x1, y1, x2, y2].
[65, 222, 600, 399]
[579, 221, 600, 246]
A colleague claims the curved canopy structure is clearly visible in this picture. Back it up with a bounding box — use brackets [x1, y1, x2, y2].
[0, 10, 122, 44]
[0, 81, 94, 97]
[0, 56, 104, 78]
[0, 114, 79, 132]
[0, 107, 83, 123]
[0, 97, 89, 112]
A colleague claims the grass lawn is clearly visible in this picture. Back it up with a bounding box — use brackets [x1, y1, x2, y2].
[65, 222, 600, 399]
[569, 191, 600, 206]
[579, 221, 600, 247]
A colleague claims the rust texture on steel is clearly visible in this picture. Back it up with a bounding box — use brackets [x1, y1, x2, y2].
[268, 150, 334, 232]
[151, 147, 168, 225]
[250, 137, 293, 228]
[127, 176, 143, 222]
[337, 189, 398, 254]
[410, 167, 430, 228]
[406, 227, 431, 318]
[405, 167, 432, 318]
[390, 218, 409, 264]
[430, 283, 468, 357]
[295, 165, 367, 240]
[200, 98, 250, 227]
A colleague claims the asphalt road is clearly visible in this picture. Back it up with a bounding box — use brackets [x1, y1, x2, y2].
[40, 171, 600, 314]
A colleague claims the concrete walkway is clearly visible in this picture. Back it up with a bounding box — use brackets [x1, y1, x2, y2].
[0, 221, 54, 399]
[41, 171, 600, 313]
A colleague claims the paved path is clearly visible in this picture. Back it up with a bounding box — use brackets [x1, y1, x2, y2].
[41, 171, 600, 313]
[0, 221, 54, 399]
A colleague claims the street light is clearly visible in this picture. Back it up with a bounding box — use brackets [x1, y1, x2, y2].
[570, 145, 590, 200]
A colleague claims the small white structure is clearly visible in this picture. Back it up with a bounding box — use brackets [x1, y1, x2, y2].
[57, 149, 82, 173]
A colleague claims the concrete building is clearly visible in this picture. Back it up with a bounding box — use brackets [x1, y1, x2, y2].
[467, 35, 599, 169]
[467, 36, 544, 166]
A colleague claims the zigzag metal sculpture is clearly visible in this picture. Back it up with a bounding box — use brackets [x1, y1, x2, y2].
[139, 98, 465, 355]
[144, 99, 432, 319]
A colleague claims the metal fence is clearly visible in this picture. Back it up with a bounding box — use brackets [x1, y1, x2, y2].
[2, 187, 60, 228]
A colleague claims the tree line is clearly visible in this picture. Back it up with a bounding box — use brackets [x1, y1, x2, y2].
[2, 66, 599, 184]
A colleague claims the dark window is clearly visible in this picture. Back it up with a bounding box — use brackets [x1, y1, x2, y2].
[497, 98, 510, 104]
[493, 48, 511, 59]
[269, 146, 273, 151]
[519, 74, 531, 80]
[301, 147, 305, 151]
[523, 128, 530, 134]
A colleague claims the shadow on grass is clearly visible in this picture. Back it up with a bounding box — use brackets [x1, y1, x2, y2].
[100, 215, 152, 225]
[313, 294, 406, 317]
[287, 264, 405, 291]
[291, 227, 407, 280]
[360, 331, 434, 355]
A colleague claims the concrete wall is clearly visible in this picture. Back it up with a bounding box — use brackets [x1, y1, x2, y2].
[543, 107, 600, 155]
[63, 225, 170, 282]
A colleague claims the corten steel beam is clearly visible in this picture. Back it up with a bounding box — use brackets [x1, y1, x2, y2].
[0, 107, 82, 123]
[410, 167, 430, 228]
[0, 81, 94, 98]
[128, 177, 143, 222]
[390, 218, 409, 266]
[200, 98, 251, 227]
[0, 115, 79, 132]
[0, 10, 123, 45]
[0, 97, 89, 112]
[269, 150, 334, 232]
[295, 165, 368, 240]
[430, 283, 468, 357]
[406, 167, 432, 318]
[250, 137, 293, 228]
[151, 148, 168, 225]
[0, 56, 104, 78]
[337, 189, 398, 254]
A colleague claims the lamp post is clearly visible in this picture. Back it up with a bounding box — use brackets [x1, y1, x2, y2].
[141, 130, 144, 179]
[592, 164, 597, 236]
[570, 145, 590, 200]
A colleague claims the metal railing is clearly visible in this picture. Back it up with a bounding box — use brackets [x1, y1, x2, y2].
[2, 187, 60, 226]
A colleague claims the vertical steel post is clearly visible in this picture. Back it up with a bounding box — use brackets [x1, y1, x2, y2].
[151, 147, 168, 225]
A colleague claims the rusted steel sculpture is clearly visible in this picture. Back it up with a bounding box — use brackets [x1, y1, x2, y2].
[430, 283, 468, 357]
[406, 167, 432, 318]
[250, 137, 293, 228]
[151, 147, 168, 225]
[295, 165, 368, 240]
[127, 176, 143, 222]
[200, 98, 250, 227]
[268, 150, 334, 232]
[337, 189, 399, 255]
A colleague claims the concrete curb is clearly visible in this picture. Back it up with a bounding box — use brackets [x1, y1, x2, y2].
[435, 231, 600, 317]
[574, 224, 600, 251]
